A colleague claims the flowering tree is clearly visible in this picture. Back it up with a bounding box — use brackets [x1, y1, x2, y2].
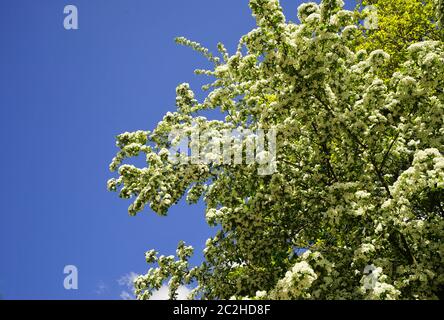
[108, 0, 444, 299]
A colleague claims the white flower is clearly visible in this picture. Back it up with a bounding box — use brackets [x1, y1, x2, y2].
[255, 290, 267, 298]
[369, 49, 390, 67]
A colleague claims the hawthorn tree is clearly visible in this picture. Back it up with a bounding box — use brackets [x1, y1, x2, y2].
[108, 0, 444, 299]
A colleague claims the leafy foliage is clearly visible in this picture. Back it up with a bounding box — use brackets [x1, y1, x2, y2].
[356, 0, 443, 77]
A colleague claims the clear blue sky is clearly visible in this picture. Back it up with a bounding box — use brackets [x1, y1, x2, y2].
[0, 0, 354, 299]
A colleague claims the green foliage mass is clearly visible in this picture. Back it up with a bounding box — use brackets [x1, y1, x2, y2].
[356, 0, 444, 77]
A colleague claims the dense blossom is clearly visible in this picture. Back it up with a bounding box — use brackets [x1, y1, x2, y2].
[108, 0, 443, 299]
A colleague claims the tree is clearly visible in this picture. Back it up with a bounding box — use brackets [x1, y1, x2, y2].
[108, 0, 444, 299]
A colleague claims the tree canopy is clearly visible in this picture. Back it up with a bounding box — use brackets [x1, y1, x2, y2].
[108, 0, 444, 299]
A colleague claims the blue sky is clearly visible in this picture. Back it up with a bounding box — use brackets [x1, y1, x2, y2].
[0, 0, 354, 299]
